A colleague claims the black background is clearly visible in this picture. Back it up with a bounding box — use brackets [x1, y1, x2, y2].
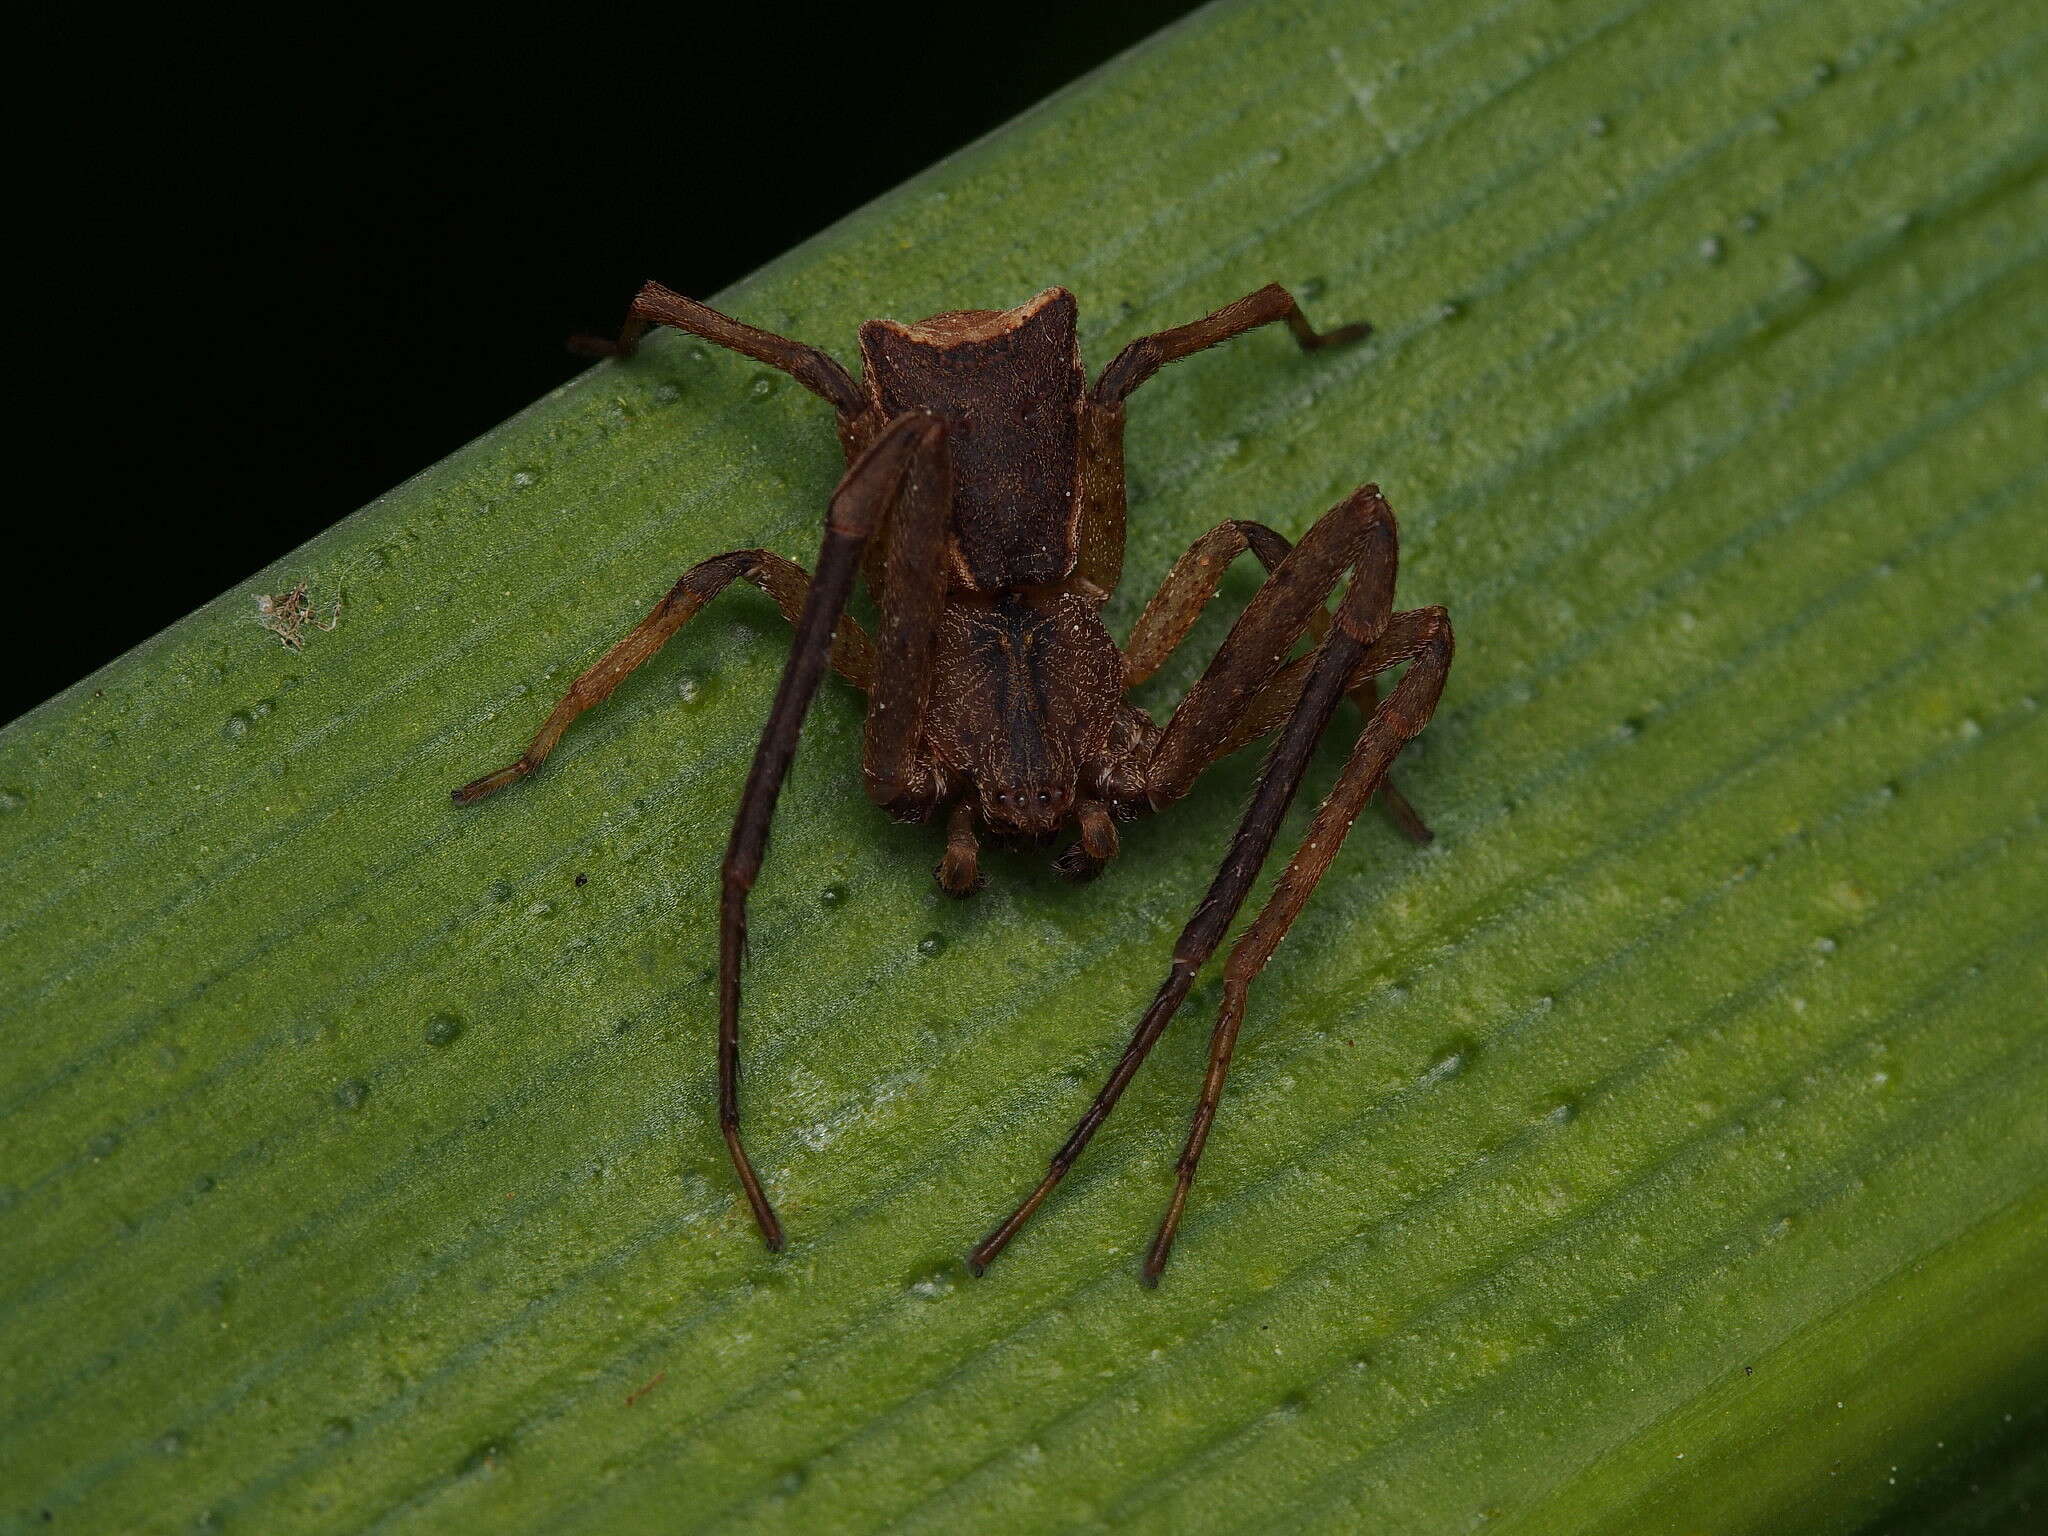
[16, 5, 1202, 722]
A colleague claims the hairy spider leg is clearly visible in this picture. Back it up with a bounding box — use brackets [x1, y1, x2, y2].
[570, 279, 866, 413]
[717, 412, 948, 1247]
[450, 551, 873, 807]
[1091, 283, 1372, 405]
[1146, 603, 1450, 1283]
[1121, 515, 1429, 840]
[970, 488, 1450, 1281]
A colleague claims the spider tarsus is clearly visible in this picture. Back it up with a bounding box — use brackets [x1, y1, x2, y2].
[1052, 845, 1105, 882]
[968, 1173, 1060, 1275]
[965, 1227, 1010, 1278]
[1318, 319, 1372, 348]
[451, 763, 528, 807]
[740, 1184, 786, 1254]
[1379, 781, 1432, 844]
[567, 332, 634, 359]
[724, 1125, 785, 1251]
[1144, 1182, 1193, 1286]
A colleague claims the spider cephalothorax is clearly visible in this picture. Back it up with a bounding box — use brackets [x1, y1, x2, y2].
[455, 279, 1451, 1283]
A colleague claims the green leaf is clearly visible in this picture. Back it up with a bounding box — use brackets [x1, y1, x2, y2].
[5, 0, 2044, 1529]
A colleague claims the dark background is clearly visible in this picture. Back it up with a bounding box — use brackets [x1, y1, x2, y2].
[17, 4, 1203, 722]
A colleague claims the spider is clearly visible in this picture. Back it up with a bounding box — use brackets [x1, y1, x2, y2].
[454, 280, 1453, 1284]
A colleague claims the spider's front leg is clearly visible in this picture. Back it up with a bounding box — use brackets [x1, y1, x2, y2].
[718, 410, 950, 1250]
[1142, 603, 1450, 1282]
[1120, 514, 1430, 841]
[968, 488, 1451, 1283]
[1091, 283, 1370, 405]
[568, 280, 866, 414]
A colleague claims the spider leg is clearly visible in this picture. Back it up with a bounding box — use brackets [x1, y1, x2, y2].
[1123, 518, 1294, 688]
[451, 552, 874, 806]
[719, 410, 946, 1249]
[1147, 488, 1396, 805]
[936, 799, 986, 897]
[968, 487, 1399, 1275]
[1144, 604, 1451, 1284]
[1053, 800, 1122, 881]
[570, 280, 866, 415]
[1124, 515, 1429, 840]
[1091, 283, 1369, 406]
[1338, 673, 1432, 844]
[860, 408, 955, 819]
[1069, 285, 1366, 604]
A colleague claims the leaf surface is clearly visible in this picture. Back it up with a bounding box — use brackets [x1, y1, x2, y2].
[4, 0, 2044, 1530]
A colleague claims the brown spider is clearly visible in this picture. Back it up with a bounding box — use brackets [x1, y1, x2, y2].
[454, 280, 1453, 1283]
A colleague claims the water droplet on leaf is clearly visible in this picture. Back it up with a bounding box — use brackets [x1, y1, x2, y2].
[425, 1013, 464, 1048]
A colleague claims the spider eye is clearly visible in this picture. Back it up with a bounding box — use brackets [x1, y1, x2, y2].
[1037, 791, 1050, 803]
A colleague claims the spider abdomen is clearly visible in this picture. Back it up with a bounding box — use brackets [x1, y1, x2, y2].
[858, 289, 1086, 591]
